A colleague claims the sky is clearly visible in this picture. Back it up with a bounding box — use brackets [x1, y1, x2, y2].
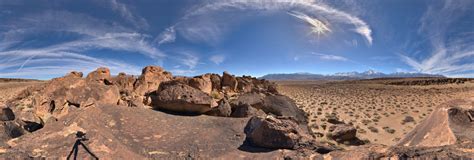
[0, 0, 473, 79]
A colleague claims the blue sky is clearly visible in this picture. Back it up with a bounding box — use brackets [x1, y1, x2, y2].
[0, 0, 473, 79]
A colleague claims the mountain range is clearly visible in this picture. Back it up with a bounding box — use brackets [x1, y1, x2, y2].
[259, 70, 445, 80]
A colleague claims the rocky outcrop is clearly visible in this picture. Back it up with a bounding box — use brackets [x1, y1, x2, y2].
[327, 124, 357, 143]
[112, 72, 136, 93]
[261, 95, 308, 125]
[152, 83, 215, 114]
[244, 116, 307, 149]
[134, 66, 173, 96]
[228, 93, 307, 124]
[221, 71, 238, 92]
[206, 99, 232, 117]
[32, 68, 121, 121]
[0, 107, 15, 121]
[209, 74, 221, 91]
[397, 99, 474, 147]
[5, 105, 299, 159]
[188, 74, 212, 94]
[85, 67, 112, 84]
[231, 104, 266, 118]
[388, 78, 473, 86]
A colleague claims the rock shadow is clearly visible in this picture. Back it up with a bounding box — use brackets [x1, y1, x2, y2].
[237, 138, 277, 153]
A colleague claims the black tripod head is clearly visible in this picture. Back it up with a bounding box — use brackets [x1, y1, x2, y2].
[75, 131, 88, 141]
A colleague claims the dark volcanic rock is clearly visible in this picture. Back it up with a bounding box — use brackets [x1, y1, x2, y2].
[86, 67, 112, 85]
[153, 83, 214, 114]
[209, 74, 221, 91]
[230, 93, 265, 108]
[112, 72, 136, 93]
[206, 99, 232, 117]
[188, 74, 212, 94]
[388, 78, 472, 86]
[7, 105, 292, 159]
[0, 107, 15, 121]
[32, 69, 121, 121]
[244, 116, 307, 149]
[261, 95, 308, 125]
[134, 66, 173, 96]
[327, 124, 357, 143]
[231, 104, 266, 118]
[2, 121, 25, 138]
[221, 71, 238, 92]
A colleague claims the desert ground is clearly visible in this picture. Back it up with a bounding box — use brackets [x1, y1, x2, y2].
[0, 74, 473, 159]
[0, 80, 43, 108]
[277, 78, 474, 146]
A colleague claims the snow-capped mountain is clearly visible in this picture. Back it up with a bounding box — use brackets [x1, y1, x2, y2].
[260, 70, 445, 80]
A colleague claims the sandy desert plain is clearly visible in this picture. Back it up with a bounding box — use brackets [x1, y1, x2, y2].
[276, 78, 474, 146]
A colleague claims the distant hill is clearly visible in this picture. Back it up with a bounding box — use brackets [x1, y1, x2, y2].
[0, 78, 42, 83]
[260, 70, 445, 80]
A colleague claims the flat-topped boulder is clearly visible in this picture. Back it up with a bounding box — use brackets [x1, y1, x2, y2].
[152, 83, 215, 114]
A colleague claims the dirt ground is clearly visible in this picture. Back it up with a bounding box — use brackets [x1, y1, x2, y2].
[1, 78, 473, 147]
[277, 79, 474, 146]
[0, 81, 43, 107]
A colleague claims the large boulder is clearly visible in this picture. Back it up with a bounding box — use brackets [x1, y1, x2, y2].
[112, 72, 136, 93]
[230, 93, 265, 108]
[229, 94, 307, 125]
[397, 99, 474, 147]
[17, 110, 44, 132]
[221, 71, 238, 92]
[0, 107, 15, 121]
[244, 116, 308, 149]
[236, 77, 253, 93]
[152, 83, 215, 114]
[86, 67, 112, 84]
[206, 99, 232, 117]
[188, 74, 212, 95]
[261, 95, 308, 125]
[32, 69, 121, 120]
[327, 124, 357, 143]
[209, 74, 221, 91]
[134, 66, 173, 96]
[231, 104, 266, 118]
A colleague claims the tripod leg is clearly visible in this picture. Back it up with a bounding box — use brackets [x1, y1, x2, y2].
[79, 141, 99, 159]
[67, 140, 80, 160]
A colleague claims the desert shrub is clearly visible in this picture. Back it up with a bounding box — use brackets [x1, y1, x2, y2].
[368, 126, 378, 133]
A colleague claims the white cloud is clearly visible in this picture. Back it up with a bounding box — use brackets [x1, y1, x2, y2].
[156, 26, 176, 45]
[157, 0, 373, 45]
[169, 69, 196, 76]
[312, 52, 348, 61]
[107, 0, 149, 29]
[0, 10, 162, 78]
[178, 52, 199, 69]
[288, 11, 331, 36]
[209, 54, 225, 65]
[400, 0, 474, 76]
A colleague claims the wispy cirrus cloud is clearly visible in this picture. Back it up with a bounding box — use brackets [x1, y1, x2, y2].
[209, 54, 226, 65]
[107, 0, 149, 29]
[0, 9, 162, 79]
[311, 52, 348, 61]
[156, 26, 176, 45]
[157, 0, 373, 45]
[400, 0, 474, 77]
[288, 11, 331, 36]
